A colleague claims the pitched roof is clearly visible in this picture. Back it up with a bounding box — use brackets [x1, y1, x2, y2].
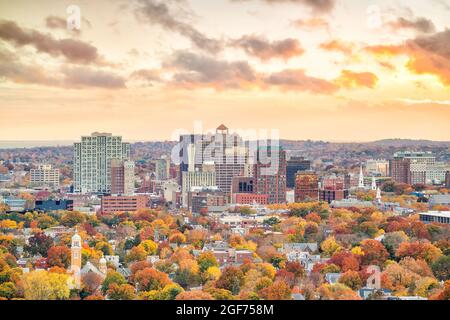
[217, 124, 228, 131]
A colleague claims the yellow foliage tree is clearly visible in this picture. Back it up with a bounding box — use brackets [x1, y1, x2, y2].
[321, 236, 343, 256]
[21, 270, 70, 300]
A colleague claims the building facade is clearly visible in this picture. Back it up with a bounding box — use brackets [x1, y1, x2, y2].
[101, 195, 148, 214]
[286, 156, 311, 189]
[74, 132, 130, 194]
[181, 171, 216, 207]
[30, 164, 60, 189]
[111, 159, 135, 195]
[254, 147, 287, 204]
[155, 157, 170, 181]
[366, 159, 389, 176]
[390, 152, 435, 185]
[295, 171, 319, 202]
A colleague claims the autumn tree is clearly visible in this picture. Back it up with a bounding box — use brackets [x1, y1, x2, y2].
[47, 245, 71, 268]
[82, 272, 104, 295]
[125, 246, 148, 263]
[318, 283, 362, 300]
[321, 236, 343, 257]
[360, 239, 389, 266]
[134, 268, 171, 292]
[25, 232, 54, 257]
[175, 290, 213, 300]
[396, 241, 442, 264]
[258, 280, 292, 300]
[107, 283, 136, 300]
[329, 251, 360, 272]
[21, 270, 71, 300]
[216, 266, 244, 295]
[95, 241, 113, 256]
[60, 211, 86, 227]
[338, 270, 363, 290]
[431, 255, 450, 281]
[197, 251, 219, 272]
[0, 282, 16, 299]
[101, 271, 127, 294]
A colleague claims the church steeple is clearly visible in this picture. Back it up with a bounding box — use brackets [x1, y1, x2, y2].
[376, 187, 382, 203]
[70, 227, 82, 289]
[371, 176, 377, 191]
[358, 165, 365, 188]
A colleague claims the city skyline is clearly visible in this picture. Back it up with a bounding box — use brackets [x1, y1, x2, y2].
[1, 0, 450, 142]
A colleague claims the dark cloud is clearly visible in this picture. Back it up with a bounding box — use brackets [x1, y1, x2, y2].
[135, 0, 223, 54]
[0, 52, 59, 87]
[230, 0, 335, 13]
[45, 16, 67, 29]
[412, 29, 450, 59]
[232, 35, 304, 61]
[129, 69, 161, 84]
[0, 47, 125, 89]
[0, 20, 99, 64]
[388, 17, 436, 34]
[265, 69, 338, 93]
[167, 51, 257, 89]
[166, 51, 373, 93]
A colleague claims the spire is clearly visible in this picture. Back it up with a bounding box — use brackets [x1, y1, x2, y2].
[371, 176, 377, 191]
[358, 164, 365, 188]
[376, 187, 382, 203]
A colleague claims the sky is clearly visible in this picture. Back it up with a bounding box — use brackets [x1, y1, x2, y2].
[0, 0, 450, 142]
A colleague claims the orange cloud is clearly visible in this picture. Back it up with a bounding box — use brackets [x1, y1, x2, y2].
[294, 18, 330, 31]
[334, 70, 379, 89]
[319, 40, 355, 56]
[365, 30, 450, 86]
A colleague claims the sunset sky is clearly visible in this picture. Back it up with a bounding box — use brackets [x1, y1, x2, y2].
[0, 0, 450, 142]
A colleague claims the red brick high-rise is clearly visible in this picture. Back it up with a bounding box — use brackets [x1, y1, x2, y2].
[254, 146, 286, 204]
[389, 158, 411, 184]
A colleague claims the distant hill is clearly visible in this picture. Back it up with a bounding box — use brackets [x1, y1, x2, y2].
[368, 139, 450, 147]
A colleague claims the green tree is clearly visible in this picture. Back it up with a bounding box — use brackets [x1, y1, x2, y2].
[101, 271, 127, 294]
[432, 255, 450, 281]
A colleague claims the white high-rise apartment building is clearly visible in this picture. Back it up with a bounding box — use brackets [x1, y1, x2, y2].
[30, 164, 60, 189]
[74, 132, 130, 194]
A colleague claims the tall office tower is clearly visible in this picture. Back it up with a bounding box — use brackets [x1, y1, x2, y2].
[111, 159, 135, 195]
[254, 146, 287, 204]
[155, 156, 170, 181]
[182, 170, 216, 207]
[177, 124, 245, 191]
[390, 152, 435, 185]
[286, 156, 311, 188]
[295, 171, 319, 202]
[178, 134, 205, 185]
[30, 164, 60, 189]
[73, 132, 130, 194]
[366, 159, 389, 176]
